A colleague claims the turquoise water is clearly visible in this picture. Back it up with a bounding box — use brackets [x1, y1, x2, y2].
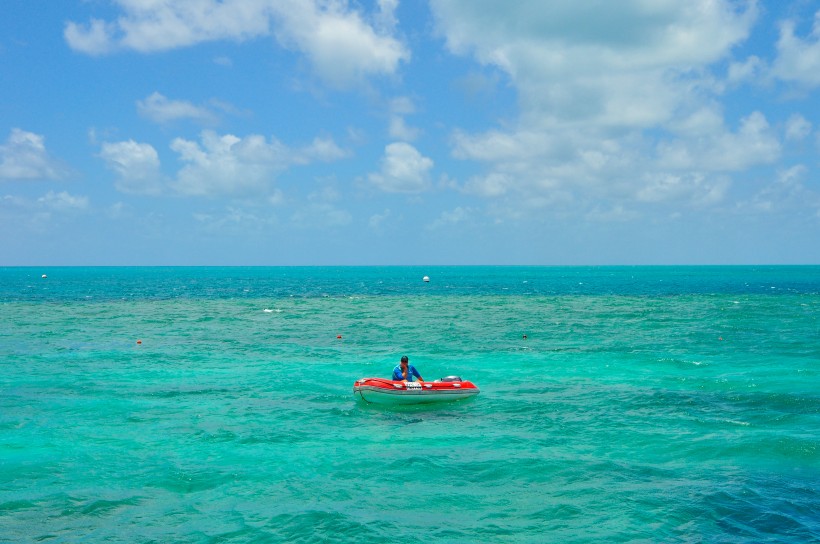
[1, 266, 818, 542]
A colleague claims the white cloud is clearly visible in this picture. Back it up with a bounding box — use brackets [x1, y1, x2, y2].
[298, 137, 349, 163]
[169, 131, 347, 197]
[100, 140, 165, 195]
[585, 204, 640, 223]
[64, 18, 116, 56]
[657, 111, 781, 171]
[1, 194, 28, 208]
[171, 130, 290, 197]
[431, 0, 756, 129]
[65, 1, 272, 54]
[429, 1, 774, 219]
[65, 0, 409, 88]
[428, 206, 473, 229]
[368, 208, 391, 229]
[137, 92, 218, 125]
[389, 118, 419, 142]
[727, 55, 766, 86]
[106, 201, 130, 219]
[271, 0, 409, 88]
[368, 142, 434, 193]
[213, 55, 233, 67]
[101, 130, 347, 199]
[37, 191, 89, 212]
[290, 202, 352, 229]
[461, 172, 512, 197]
[1, 191, 89, 232]
[453, 127, 630, 197]
[745, 164, 817, 214]
[193, 206, 278, 234]
[636, 173, 730, 207]
[0, 129, 66, 180]
[291, 185, 352, 228]
[308, 185, 340, 203]
[374, 0, 399, 33]
[785, 114, 812, 142]
[388, 96, 420, 141]
[452, 128, 562, 163]
[452, 109, 777, 213]
[772, 10, 820, 88]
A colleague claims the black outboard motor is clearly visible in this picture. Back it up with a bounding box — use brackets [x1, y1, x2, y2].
[437, 376, 462, 382]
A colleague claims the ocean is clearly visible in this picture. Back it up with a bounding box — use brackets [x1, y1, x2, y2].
[1, 266, 818, 543]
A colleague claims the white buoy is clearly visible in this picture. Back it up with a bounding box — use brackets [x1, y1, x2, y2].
[423, 276, 430, 282]
[41, 274, 47, 279]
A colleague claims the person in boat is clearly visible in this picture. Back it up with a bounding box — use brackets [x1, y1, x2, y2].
[392, 355, 424, 382]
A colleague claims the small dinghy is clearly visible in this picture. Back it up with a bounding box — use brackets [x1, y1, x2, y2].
[353, 376, 479, 405]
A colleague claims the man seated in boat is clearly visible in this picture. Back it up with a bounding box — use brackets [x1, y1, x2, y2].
[392, 355, 424, 383]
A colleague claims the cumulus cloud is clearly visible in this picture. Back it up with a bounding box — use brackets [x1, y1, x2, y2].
[657, 111, 781, 171]
[193, 206, 279, 234]
[368, 208, 391, 229]
[785, 114, 812, 141]
[65, 0, 408, 88]
[636, 173, 730, 207]
[368, 142, 434, 193]
[451, 106, 778, 213]
[374, 0, 399, 33]
[37, 191, 89, 212]
[428, 206, 473, 229]
[100, 140, 165, 195]
[290, 202, 352, 229]
[137, 92, 219, 125]
[213, 55, 233, 67]
[100, 130, 347, 198]
[388, 96, 420, 141]
[170, 131, 291, 197]
[727, 55, 766, 86]
[745, 164, 817, 213]
[1, 191, 89, 232]
[0, 129, 66, 181]
[288, 185, 352, 228]
[297, 137, 350, 163]
[171, 131, 345, 195]
[453, 127, 627, 198]
[772, 10, 820, 88]
[432, 0, 756, 129]
[272, 0, 409, 88]
[461, 172, 514, 198]
[64, 1, 272, 54]
[585, 204, 640, 223]
[64, 18, 116, 55]
[429, 0, 784, 218]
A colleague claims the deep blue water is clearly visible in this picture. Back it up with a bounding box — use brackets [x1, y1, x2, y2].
[3, 265, 818, 301]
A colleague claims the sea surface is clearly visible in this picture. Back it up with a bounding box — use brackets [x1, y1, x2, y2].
[1, 266, 818, 543]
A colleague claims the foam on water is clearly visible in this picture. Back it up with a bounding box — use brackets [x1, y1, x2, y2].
[1, 266, 818, 542]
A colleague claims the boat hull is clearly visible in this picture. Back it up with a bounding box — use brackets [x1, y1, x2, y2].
[353, 378, 479, 405]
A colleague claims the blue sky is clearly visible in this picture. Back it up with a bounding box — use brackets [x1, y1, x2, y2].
[1, 0, 819, 265]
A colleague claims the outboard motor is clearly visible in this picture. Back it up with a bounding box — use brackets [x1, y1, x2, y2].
[436, 376, 462, 383]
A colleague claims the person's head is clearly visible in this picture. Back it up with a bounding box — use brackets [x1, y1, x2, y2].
[400, 355, 408, 367]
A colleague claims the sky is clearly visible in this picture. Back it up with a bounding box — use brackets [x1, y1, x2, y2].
[1, 0, 819, 265]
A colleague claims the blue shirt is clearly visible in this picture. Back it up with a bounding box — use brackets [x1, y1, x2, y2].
[392, 364, 422, 382]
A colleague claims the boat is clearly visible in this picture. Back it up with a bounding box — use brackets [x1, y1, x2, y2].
[353, 376, 479, 405]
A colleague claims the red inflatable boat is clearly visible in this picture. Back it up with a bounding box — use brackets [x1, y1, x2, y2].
[353, 376, 480, 405]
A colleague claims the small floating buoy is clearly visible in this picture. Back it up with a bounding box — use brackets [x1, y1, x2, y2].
[41, 274, 47, 279]
[136, 339, 142, 345]
[423, 276, 430, 282]
[337, 335, 342, 339]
